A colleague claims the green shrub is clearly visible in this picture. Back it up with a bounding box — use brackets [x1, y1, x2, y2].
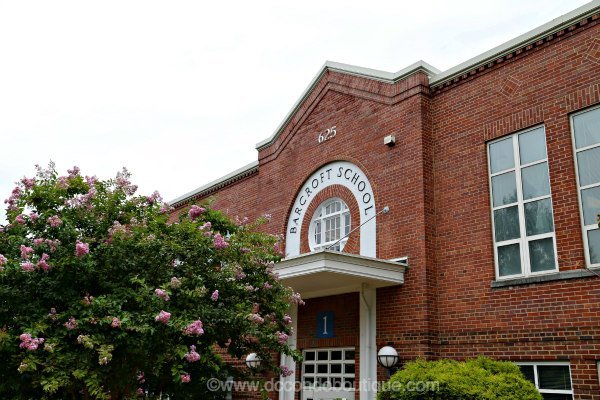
[378, 357, 542, 400]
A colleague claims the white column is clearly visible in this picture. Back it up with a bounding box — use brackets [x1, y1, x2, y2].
[279, 303, 298, 400]
[359, 283, 377, 400]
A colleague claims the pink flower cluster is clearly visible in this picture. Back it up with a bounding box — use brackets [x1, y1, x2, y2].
[249, 313, 264, 324]
[280, 365, 293, 377]
[184, 345, 200, 362]
[67, 166, 80, 178]
[276, 331, 289, 345]
[15, 214, 26, 225]
[47, 215, 62, 228]
[0, 254, 7, 269]
[213, 234, 229, 249]
[75, 241, 90, 257]
[188, 205, 205, 220]
[283, 314, 292, 325]
[146, 191, 162, 205]
[111, 317, 121, 328]
[211, 290, 219, 301]
[21, 262, 34, 272]
[154, 288, 170, 301]
[263, 282, 272, 289]
[155, 310, 171, 324]
[33, 238, 59, 252]
[183, 320, 204, 336]
[170, 277, 182, 288]
[64, 317, 78, 330]
[4, 186, 22, 212]
[181, 373, 191, 383]
[115, 168, 138, 196]
[37, 253, 51, 272]
[20, 177, 35, 189]
[19, 333, 44, 351]
[29, 212, 39, 222]
[20, 245, 34, 259]
[199, 221, 211, 231]
[290, 292, 305, 306]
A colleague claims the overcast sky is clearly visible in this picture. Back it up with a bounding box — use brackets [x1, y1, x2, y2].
[0, 0, 591, 221]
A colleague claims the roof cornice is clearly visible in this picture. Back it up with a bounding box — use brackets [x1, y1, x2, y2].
[430, 0, 600, 88]
[168, 161, 259, 208]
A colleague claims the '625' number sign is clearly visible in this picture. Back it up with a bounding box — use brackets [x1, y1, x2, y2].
[317, 126, 337, 144]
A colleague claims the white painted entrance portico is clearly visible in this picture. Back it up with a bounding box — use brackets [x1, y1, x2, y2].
[275, 250, 406, 400]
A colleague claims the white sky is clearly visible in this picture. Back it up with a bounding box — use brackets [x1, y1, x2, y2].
[0, 0, 592, 221]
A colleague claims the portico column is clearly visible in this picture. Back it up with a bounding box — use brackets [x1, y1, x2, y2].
[359, 283, 376, 400]
[279, 303, 298, 400]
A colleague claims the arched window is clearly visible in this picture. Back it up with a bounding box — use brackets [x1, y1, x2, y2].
[309, 198, 351, 252]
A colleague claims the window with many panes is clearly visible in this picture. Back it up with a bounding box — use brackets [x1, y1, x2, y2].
[309, 199, 351, 252]
[571, 106, 600, 268]
[518, 362, 574, 399]
[302, 348, 355, 390]
[488, 126, 558, 278]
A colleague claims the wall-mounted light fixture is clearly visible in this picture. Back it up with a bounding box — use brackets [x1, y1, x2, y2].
[245, 353, 262, 370]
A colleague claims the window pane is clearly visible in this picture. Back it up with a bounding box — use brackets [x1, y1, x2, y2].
[330, 364, 342, 374]
[331, 350, 342, 360]
[305, 352, 315, 361]
[581, 186, 600, 226]
[573, 108, 600, 149]
[317, 351, 328, 360]
[344, 364, 355, 374]
[344, 350, 355, 360]
[537, 365, 572, 390]
[519, 128, 547, 164]
[490, 138, 514, 173]
[588, 229, 600, 265]
[304, 364, 315, 373]
[577, 146, 600, 187]
[492, 172, 517, 206]
[317, 364, 328, 374]
[525, 199, 554, 236]
[498, 243, 522, 276]
[529, 238, 556, 272]
[494, 206, 520, 242]
[519, 365, 535, 384]
[522, 162, 550, 200]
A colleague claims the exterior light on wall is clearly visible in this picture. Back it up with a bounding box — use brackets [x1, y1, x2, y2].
[245, 353, 261, 370]
[384, 135, 396, 147]
[377, 345, 399, 369]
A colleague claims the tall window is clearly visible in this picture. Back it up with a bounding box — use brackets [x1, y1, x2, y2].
[488, 126, 558, 279]
[309, 199, 350, 252]
[571, 106, 600, 268]
[518, 362, 574, 399]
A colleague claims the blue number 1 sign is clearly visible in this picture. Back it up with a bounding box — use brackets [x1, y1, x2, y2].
[316, 311, 334, 338]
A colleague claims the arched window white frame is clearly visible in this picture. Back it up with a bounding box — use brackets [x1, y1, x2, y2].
[309, 198, 351, 252]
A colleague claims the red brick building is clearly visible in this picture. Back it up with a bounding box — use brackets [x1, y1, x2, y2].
[170, 2, 600, 399]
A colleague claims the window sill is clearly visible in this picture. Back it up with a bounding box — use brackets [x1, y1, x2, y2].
[491, 269, 597, 288]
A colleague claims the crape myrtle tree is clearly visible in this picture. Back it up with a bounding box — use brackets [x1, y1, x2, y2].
[0, 163, 301, 399]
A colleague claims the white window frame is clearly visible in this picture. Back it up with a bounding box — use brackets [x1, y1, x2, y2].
[301, 347, 356, 390]
[516, 361, 574, 398]
[308, 198, 351, 252]
[487, 126, 559, 280]
[570, 105, 600, 269]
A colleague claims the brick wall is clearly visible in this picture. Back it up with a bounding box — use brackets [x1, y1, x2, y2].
[171, 15, 600, 399]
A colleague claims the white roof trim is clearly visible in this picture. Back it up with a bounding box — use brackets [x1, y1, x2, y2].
[430, 0, 600, 86]
[255, 60, 440, 151]
[255, 1, 598, 151]
[168, 160, 259, 206]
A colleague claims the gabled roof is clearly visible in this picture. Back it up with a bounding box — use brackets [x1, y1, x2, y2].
[169, 1, 599, 207]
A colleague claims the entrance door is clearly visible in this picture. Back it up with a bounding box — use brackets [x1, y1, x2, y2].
[301, 348, 355, 400]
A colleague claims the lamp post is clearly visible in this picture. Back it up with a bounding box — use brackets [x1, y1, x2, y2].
[377, 346, 399, 376]
[245, 353, 262, 370]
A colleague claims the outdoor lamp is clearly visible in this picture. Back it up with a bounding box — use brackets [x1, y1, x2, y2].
[377, 346, 399, 369]
[245, 353, 261, 370]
